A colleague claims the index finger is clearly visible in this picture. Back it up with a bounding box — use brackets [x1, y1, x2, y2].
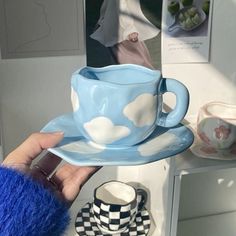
[3, 132, 64, 166]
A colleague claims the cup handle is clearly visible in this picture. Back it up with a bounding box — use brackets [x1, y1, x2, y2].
[156, 78, 189, 128]
[137, 188, 148, 211]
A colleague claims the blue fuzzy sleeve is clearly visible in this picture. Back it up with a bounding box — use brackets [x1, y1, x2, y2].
[0, 166, 70, 236]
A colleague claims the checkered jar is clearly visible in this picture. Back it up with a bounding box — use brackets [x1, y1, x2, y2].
[92, 181, 147, 233]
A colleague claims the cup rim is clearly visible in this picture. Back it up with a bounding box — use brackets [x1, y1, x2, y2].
[93, 180, 137, 207]
[199, 101, 236, 124]
[74, 64, 161, 87]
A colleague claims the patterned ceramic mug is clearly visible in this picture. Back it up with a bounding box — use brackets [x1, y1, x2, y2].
[71, 64, 189, 146]
[92, 181, 147, 234]
[197, 102, 236, 149]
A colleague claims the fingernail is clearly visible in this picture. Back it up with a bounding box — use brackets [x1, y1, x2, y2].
[52, 131, 64, 136]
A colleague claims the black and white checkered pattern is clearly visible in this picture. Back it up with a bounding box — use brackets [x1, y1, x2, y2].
[93, 198, 137, 232]
[75, 203, 151, 236]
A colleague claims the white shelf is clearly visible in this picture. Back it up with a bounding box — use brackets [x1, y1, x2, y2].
[174, 150, 236, 175]
[177, 211, 236, 236]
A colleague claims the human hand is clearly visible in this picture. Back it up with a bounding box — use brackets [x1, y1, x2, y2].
[2, 132, 100, 206]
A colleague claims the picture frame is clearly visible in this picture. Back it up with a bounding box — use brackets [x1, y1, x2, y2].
[0, 0, 85, 59]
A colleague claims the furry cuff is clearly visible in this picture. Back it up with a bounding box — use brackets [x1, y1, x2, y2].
[0, 166, 70, 236]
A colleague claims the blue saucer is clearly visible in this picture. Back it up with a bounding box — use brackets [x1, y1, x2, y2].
[41, 113, 194, 166]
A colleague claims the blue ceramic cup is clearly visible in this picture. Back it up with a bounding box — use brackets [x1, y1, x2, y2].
[71, 64, 189, 146]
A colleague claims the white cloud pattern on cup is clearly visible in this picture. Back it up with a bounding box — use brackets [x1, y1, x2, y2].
[84, 117, 131, 144]
[60, 140, 105, 154]
[138, 132, 177, 156]
[123, 94, 157, 127]
[71, 87, 79, 111]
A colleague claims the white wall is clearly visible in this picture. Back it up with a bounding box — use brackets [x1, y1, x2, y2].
[0, 55, 86, 154]
[162, 0, 236, 220]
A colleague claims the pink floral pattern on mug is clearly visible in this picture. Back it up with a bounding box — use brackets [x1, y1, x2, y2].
[200, 146, 217, 154]
[214, 125, 231, 140]
[198, 131, 210, 145]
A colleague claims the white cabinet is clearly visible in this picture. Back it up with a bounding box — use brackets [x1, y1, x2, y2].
[169, 152, 236, 236]
[177, 211, 236, 236]
[135, 147, 236, 236]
